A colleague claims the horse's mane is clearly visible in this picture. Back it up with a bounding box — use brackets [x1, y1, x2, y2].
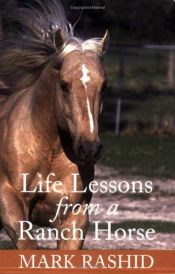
[0, 0, 104, 93]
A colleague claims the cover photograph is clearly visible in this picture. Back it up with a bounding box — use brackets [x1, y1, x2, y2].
[0, 0, 174, 273]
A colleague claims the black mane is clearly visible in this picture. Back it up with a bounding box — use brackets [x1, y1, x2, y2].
[0, 0, 71, 92]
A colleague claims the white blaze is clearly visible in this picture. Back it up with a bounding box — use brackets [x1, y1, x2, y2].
[80, 64, 90, 91]
[80, 64, 94, 133]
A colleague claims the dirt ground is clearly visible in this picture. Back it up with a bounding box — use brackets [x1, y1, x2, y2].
[84, 165, 175, 249]
[0, 164, 175, 250]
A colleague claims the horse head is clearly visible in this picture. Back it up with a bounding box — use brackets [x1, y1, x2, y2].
[54, 30, 109, 165]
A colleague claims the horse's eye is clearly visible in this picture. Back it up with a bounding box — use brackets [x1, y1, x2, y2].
[60, 81, 69, 93]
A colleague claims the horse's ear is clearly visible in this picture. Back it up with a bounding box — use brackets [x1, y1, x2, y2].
[100, 30, 110, 55]
[54, 29, 65, 50]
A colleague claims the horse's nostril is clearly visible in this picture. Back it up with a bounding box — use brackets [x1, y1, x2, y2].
[98, 143, 103, 154]
[77, 143, 88, 159]
[92, 142, 103, 157]
[77, 143, 84, 155]
[75, 140, 102, 162]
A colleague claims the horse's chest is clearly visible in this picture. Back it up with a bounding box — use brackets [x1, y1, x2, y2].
[30, 171, 83, 225]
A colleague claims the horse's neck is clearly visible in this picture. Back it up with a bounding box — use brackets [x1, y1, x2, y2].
[31, 67, 60, 149]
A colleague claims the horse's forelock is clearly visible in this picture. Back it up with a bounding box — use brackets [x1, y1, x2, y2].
[58, 38, 104, 62]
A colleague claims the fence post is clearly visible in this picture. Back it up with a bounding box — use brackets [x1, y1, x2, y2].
[115, 48, 125, 135]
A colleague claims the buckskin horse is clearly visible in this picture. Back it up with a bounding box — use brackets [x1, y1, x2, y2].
[0, 0, 108, 249]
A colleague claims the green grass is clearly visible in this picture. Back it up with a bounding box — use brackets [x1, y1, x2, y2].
[100, 133, 175, 178]
[0, 241, 14, 250]
[104, 49, 168, 91]
[102, 49, 175, 133]
[101, 49, 175, 178]
[101, 89, 175, 132]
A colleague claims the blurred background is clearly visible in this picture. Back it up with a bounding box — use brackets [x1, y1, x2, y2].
[0, 0, 175, 249]
[65, 0, 175, 179]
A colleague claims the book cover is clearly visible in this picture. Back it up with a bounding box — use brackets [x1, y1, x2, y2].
[0, 0, 174, 273]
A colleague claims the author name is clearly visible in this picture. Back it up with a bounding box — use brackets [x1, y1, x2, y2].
[19, 254, 154, 269]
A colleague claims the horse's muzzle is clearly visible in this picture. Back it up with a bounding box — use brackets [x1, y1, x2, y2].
[74, 140, 103, 164]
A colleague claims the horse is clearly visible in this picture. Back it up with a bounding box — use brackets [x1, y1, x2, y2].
[0, 0, 109, 249]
